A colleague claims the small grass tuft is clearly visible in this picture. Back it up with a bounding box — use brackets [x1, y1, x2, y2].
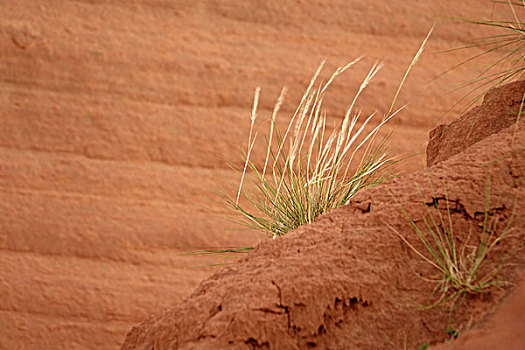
[388, 174, 521, 318]
[445, 326, 459, 340]
[416, 343, 429, 350]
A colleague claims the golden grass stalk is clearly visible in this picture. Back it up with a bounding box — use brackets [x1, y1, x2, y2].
[236, 87, 260, 205]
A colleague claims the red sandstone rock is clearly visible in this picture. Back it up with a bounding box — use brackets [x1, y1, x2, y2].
[427, 80, 525, 167]
[1, 2, 520, 349]
[121, 82, 525, 349]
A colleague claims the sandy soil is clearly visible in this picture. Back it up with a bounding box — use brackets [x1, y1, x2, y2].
[0, 1, 517, 349]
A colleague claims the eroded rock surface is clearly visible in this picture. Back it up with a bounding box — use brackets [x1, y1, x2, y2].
[121, 84, 525, 349]
[427, 80, 525, 167]
[1, 1, 518, 349]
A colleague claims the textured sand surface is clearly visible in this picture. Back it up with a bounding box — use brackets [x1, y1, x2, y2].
[0, 1, 513, 349]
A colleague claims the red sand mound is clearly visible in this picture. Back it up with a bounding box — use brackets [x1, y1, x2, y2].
[121, 84, 525, 348]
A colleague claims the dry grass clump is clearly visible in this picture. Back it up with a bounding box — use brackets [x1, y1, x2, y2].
[221, 30, 432, 238]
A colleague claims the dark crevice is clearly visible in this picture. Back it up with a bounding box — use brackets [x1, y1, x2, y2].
[425, 197, 470, 218]
[354, 200, 372, 213]
[335, 296, 370, 310]
[473, 205, 506, 220]
[426, 197, 507, 223]
[254, 307, 284, 315]
[347, 296, 370, 309]
[207, 303, 223, 320]
[272, 281, 292, 331]
[244, 337, 270, 349]
[314, 295, 372, 344]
